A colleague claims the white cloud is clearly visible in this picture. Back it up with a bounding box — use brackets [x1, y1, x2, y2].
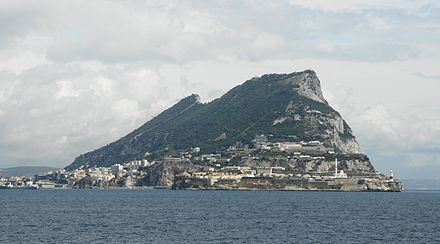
[0, 61, 229, 167]
[326, 82, 440, 177]
[90, 76, 115, 98]
[112, 99, 141, 120]
[2, 0, 435, 66]
[414, 72, 440, 80]
[252, 32, 286, 51]
[288, 0, 440, 12]
[316, 41, 335, 53]
[55, 80, 81, 100]
[367, 16, 395, 31]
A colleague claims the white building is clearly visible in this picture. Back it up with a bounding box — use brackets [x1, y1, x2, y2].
[333, 159, 347, 179]
[256, 167, 272, 177]
[111, 164, 123, 175]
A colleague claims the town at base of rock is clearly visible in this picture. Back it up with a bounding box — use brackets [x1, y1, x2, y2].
[1, 137, 402, 192]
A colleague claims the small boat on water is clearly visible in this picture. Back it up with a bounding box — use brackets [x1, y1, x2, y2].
[0, 183, 14, 189]
[22, 183, 40, 189]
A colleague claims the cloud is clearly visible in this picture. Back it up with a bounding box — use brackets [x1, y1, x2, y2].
[288, 0, 440, 12]
[408, 154, 440, 168]
[296, 42, 420, 62]
[0, 0, 435, 66]
[0, 62, 210, 166]
[326, 85, 440, 177]
[55, 80, 81, 100]
[414, 72, 440, 80]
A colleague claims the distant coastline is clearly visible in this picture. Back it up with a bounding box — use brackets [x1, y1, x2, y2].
[0, 166, 60, 178]
[402, 179, 440, 191]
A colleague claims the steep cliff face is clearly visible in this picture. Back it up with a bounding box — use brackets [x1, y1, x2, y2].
[242, 155, 375, 175]
[139, 161, 201, 187]
[281, 71, 327, 104]
[282, 97, 361, 154]
[365, 180, 403, 192]
[67, 70, 366, 170]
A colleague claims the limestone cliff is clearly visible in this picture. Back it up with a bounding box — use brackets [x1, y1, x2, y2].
[242, 154, 375, 175]
[139, 161, 201, 187]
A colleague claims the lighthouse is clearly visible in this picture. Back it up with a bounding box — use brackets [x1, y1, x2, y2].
[390, 170, 394, 179]
[335, 158, 338, 177]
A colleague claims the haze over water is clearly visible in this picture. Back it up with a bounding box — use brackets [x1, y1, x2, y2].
[1, 189, 439, 243]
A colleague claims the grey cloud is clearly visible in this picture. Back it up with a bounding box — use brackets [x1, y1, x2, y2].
[286, 42, 420, 63]
[180, 76, 202, 90]
[0, 0, 431, 65]
[0, 60, 230, 166]
[326, 86, 440, 179]
[414, 72, 440, 80]
[337, 43, 420, 62]
[0, 2, 46, 44]
[0, 65, 171, 165]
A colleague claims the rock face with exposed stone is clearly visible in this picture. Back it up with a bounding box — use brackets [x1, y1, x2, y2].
[241, 154, 375, 176]
[139, 161, 201, 187]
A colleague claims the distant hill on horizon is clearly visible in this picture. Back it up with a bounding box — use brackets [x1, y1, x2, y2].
[0, 166, 60, 178]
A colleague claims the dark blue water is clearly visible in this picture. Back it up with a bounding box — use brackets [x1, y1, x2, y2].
[0, 189, 439, 243]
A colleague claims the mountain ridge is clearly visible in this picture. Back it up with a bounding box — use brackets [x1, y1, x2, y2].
[66, 70, 363, 170]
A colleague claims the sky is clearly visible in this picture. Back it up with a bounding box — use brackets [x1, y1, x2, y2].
[0, 0, 439, 179]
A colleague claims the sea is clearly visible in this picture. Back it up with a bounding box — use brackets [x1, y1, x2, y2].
[0, 189, 439, 243]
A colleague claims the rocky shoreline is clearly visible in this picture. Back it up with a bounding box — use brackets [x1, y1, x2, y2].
[172, 175, 403, 192]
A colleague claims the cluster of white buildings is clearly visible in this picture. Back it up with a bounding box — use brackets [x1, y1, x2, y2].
[110, 160, 151, 175]
[182, 157, 349, 188]
[38, 159, 154, 188]
[252, 134, 331, 154]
